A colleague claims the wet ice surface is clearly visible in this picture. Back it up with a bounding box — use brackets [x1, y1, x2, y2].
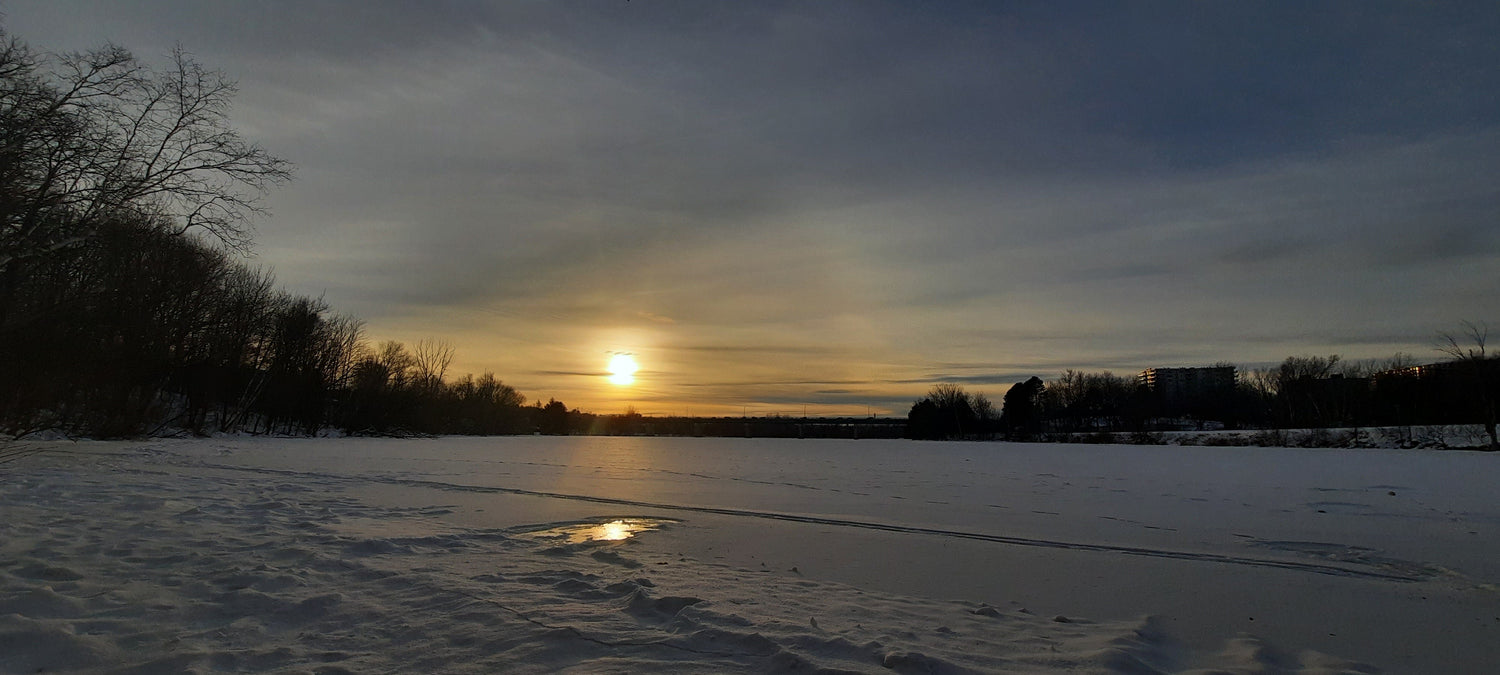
[3, 436, 1498, 673]
[517, 517, 678, 544]
[181, 436, 1500, 580]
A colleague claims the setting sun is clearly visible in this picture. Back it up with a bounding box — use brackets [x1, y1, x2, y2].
[607, 353, 638, 386]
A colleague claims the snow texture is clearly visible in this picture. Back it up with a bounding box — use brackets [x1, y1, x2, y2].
[1, 436, 1496, 673]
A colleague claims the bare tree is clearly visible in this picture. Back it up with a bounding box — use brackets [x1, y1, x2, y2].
[2, 39, 290, 250]
[318, 314, 366, 391]
[1264, 355, 1344, 428]
[1439, 321, 1498, 450]
[373, 341, 415, 389]
[1275, 354, 1340, 388]
[972, 392, 996, 421]
[412, 338, 455, 393]
[908, 384, 992, 440]
[1439, 321, 1488, 361]
[1, 33, 290, 328]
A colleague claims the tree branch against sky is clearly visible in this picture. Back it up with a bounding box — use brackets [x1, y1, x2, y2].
[1438, 321, 1499, 450]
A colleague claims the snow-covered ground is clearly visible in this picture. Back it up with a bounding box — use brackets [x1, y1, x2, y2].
[2, 437, 1496, 673]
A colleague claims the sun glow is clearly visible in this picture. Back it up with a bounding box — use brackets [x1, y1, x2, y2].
[597, 520, 632, 541]
[607, 353, 638, 386]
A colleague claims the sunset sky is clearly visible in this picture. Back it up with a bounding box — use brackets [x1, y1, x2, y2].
[10, 1, 1498, 416]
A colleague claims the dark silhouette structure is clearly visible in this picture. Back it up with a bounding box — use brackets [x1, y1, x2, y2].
[1139, 366, 1235, 416]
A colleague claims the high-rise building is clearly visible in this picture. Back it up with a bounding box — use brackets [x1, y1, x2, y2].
[1138, 366, 1236, 406]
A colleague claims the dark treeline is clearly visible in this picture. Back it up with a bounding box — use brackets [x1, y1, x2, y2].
[0, 30, 542, 439]
[562, 409, 907, 439]
[1, 201, 541, 436]
[909, 335, 1499, 450]
[906, 383, 999, 440]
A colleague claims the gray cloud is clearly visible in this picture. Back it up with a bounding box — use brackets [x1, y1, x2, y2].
[7, 2, 1498, 413]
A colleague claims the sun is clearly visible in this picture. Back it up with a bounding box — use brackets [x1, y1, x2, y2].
[607, 353, 638, 386]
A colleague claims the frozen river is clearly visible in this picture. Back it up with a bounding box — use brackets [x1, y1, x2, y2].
[187, 435, 1500, 672]
[4, 436, 1498, 672]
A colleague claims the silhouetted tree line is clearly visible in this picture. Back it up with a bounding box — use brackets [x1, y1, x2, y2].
[1233, 345, 1496, 450]
[339, 339, 533, 436]
[907, 384, 998, 440]
[543, 408, 909, 439]
[0, 186, 538, 436]
[910, 327, 1499, 450]
[0, 29, 543, 438]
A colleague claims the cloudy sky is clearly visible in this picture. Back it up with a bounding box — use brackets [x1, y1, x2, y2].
[9, 1, 1498, 415]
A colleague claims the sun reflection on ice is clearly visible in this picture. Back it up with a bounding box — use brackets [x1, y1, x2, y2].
[521, 518, 672, 544]
[595, 520, 633, 540]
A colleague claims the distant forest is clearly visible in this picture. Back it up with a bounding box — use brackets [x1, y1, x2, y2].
[1, 30, 1494, 448]
[908, 343, 1498, 450]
